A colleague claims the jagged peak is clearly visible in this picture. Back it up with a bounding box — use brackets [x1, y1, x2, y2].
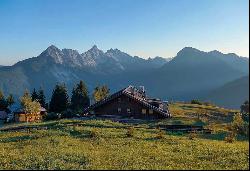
[46, 45, 61, 51]
[85, 45, 103, 54]
[89, 45, 100, 51]
[41, 45, 62, 56]
[209, 50, 224, 56]
[62, 48, 79, 54]
[38, 45, 64, 64]
[106, 48, 124, 54]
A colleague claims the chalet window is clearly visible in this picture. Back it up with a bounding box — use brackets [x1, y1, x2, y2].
[127, 108, 131, 114]
[149, 109, 153, 114]
[118, 98, 121, 103]
[118, 108, 122, 113]
[142, 109, 147, 114]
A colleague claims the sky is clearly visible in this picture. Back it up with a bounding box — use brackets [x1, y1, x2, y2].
[0, 0, 249, 65]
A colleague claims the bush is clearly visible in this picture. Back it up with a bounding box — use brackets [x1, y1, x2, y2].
[231, 113, 245, 135]
[155, 129, 165, 139]
[43, 112, 60, 121]
[126, 127, 135, 137]
[203, 102, 215, 106]
[61, 109, 76, 119]
[225, 132, 236, 143]
[191, 99, 202, 105]
[90, 129, 100, 138]
[188, 131, 197, 140]
[242, 122, 249, 137]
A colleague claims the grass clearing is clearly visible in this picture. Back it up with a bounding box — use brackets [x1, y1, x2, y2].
[0, 103, 248, 170]
[0, 119, 249, 170]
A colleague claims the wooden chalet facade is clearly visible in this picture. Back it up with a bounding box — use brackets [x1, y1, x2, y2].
[85, 86, 171, 119]
[14, 107, 47, 122]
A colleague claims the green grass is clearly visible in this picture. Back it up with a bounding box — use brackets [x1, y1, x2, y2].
[0, 119, 249, 170]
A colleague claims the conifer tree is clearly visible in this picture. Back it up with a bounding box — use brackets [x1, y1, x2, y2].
[31, 88, 38, 101]
[37, 87, 46, 108]
[71, 80, 90, 112]
[49, 83, 69, 113]
[0, 90, 8, 111]
[6, 94, 15, 107]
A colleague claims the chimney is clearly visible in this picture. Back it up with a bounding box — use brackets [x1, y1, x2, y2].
[139, 86, 145, 93]
[139, 86, 146, 98]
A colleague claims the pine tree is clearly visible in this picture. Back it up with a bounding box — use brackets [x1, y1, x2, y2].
[0, 90, 8, 111]
[49, 83, 69, 113]
[37, 87, 46, 108]
[71, 80, 90, 112]
[0, 90, 4, 99]
[6, 94, 15, 107]
[241, 101, 249, 114]
[31, 88, 39, 101]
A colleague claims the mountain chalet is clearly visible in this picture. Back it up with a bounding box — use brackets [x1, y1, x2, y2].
[84, 86, 171, 119]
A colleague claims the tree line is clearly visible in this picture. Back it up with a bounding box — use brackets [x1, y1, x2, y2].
[0, 80, 110, 115]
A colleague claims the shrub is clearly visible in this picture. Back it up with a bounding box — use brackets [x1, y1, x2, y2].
[191, 99, 202, 105]
[231, 113, 245, 135]
[240, 101, 249, 114]
[155, 129, 165, 139]
[203, 102, 215, 107]
[225, 132, 236, 143]
[90, 129, 100, 138]
[242, 122, 249, 137]
[126, 127, 135, 137]
[43, 112, 60, 121]
[188, 131, 197, 140]
[61, 109, 76, 119]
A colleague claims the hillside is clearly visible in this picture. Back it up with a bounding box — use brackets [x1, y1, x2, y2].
[0, 103, 248, 170]
[0, 120, 248, 170]
[203, 76, 249, 109]
[122, 47, 248, 101]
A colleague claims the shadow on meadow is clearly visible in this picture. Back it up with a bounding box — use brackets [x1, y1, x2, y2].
[0, 135, 36, 143]
[200, 132, 249, 141]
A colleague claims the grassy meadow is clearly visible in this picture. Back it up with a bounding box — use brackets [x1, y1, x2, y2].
[0, 103, 249, 170]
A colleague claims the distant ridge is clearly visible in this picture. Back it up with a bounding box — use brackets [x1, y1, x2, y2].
[0, 45, 248, 109]
[203, 75, 249, 109]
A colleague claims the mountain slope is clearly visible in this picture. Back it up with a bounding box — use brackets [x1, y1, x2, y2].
[0, 45, 169, 97]
[0, 46, 248, 110]
[128, 47, 248, 101]
[203, 76, 249, 109]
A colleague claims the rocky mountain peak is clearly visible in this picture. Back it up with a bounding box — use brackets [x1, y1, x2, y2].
[209, 50, 223, 56]
[177, 47, 201, 56]
[39, 45, 64, 64]
[84, 45, 104, 57]
[45, 45, 61, 54]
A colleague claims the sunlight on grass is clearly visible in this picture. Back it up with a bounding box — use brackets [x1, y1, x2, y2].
[0, 119, 248, 170]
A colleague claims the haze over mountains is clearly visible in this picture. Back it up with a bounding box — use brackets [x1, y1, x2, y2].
[203, 75, 249, 109]
[0, 45, 248, 109]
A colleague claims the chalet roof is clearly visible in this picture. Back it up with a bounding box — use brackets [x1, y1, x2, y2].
[13, 107, 47, 114]
[0, 111, 7, 119]
[85, 86, 171, 117]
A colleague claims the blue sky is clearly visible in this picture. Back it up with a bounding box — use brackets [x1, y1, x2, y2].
[0, 0, 249, 65]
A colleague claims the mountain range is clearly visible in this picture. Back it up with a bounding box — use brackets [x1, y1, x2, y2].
[203, 75, 249, 109]
[0, 45, 248, 109]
